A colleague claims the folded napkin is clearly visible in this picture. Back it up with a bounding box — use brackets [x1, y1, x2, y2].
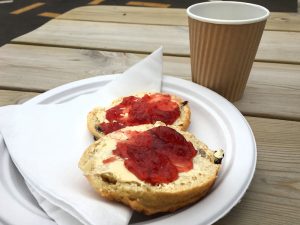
[0, 47, 163, 225]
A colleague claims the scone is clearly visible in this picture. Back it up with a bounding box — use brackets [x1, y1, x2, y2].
[79, 122, 224, 215]
[87, 92, 190, 139]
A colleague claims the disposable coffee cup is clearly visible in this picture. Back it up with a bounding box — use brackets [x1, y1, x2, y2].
[187, 1, 269, 102]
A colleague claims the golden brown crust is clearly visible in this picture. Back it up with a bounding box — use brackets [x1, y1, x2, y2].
[87, 93, 191, 139]
[85, 172, 217, 215]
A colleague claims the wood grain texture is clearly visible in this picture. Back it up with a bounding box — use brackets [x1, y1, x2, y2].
[0, 90, 39, 106]
[12, 20, 189, 56]
[0, 44, 299, 120]
[216, 117, 300, 225]
[267, 12, 300, 32]
[0, 44, 189, 92]
[235, 62, 300, 120]
[12, 19, 300, 64]
[57, 6, 300, 32]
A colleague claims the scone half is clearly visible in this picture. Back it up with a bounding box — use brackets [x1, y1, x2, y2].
[79, 123, 223, 215]
[87, 92, 191, 139]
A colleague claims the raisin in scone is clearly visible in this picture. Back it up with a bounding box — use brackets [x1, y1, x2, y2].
[79, 122, 224, 215]
[87, 92, 190, 139]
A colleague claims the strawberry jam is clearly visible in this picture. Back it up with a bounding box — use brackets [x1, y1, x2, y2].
[110, 126, 197, 185]
[98, 93, 180, 134]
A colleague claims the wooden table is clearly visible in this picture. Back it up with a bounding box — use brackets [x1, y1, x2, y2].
[0, 5, 299, 225]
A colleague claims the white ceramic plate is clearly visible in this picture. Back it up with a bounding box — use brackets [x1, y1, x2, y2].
[0, 75, 256, 225]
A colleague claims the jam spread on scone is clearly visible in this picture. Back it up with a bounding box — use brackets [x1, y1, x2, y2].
[104, 126, 197, 185]
[98, 93, 180, 134]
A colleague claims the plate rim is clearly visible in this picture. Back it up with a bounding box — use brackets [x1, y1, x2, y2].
[4, 74, 256, 225]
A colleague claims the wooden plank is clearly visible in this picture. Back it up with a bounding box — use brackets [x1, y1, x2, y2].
[12, 19, 300, 64]
[243, 0, 297, 13]
[235, 62, 300, 120]
[0, 44, 188, 92]
[57, 6, 300, 32]
[0, 44, 299, 120]
[267, 12, 300, 32]
[0, 90, 39, 106]
[12, 20, 189, 57]
[126, 1, 170, 8]
[0, 44, 144, 92]
[216, 117, 300, 225]
[258, 31, 300, 63]
[57, 6, 188, 25]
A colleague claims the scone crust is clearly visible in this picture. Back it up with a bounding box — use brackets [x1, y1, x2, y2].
[87, 107, 105, 139]
[87, 92, 191, 139]
[84, 171, 218, 215]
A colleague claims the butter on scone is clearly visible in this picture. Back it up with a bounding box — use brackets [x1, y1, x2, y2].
[87, 92, 190, 139]
[79, 122, 224, 215]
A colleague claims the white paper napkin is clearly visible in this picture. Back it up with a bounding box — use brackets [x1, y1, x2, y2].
[0, 47, 163, 225]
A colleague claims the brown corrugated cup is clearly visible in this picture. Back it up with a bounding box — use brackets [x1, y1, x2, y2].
[187, 2, 269, 102]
